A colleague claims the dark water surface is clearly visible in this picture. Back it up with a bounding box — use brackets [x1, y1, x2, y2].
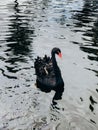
[0, 0, 98, 129]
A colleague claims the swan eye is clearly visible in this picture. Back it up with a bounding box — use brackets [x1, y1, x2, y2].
[57, 51, 60, 54]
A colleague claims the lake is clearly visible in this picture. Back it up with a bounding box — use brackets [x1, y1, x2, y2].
[0, 0, 98, 129]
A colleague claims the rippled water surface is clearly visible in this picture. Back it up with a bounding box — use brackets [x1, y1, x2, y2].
[0, 0, 98, 129]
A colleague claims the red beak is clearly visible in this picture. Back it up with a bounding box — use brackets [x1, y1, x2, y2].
[58, 52, 62, 58]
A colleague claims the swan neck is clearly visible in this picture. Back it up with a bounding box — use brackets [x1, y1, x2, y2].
[52, 54, 57, 67]
[52, 53, 62, 83]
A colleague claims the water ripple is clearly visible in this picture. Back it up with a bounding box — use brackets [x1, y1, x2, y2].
[0, 0, 98, 130]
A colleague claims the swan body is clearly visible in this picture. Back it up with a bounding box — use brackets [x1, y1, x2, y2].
[34, 48, 64, 92]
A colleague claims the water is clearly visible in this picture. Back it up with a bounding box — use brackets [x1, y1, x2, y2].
[0, 0, 98, 129]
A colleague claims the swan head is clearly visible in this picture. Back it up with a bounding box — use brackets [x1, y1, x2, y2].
[51, 47, 62, 58]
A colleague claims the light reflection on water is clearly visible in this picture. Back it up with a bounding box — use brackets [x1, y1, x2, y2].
[0, 0, 98, 129]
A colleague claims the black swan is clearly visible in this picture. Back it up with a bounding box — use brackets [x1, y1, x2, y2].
[34, 48, 64, 98]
